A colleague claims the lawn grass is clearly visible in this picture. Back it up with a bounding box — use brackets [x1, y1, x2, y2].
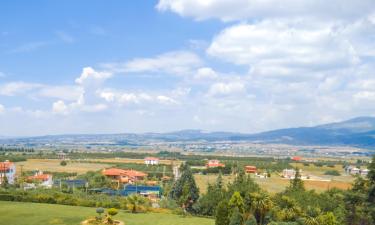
[0, 201, 214, 225]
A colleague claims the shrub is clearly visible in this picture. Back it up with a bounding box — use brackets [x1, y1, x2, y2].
[107, 208, 118, 217]
[324, 170, 340, 176]
[60, 161, 67, 166]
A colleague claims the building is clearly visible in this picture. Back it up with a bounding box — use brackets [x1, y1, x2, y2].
[102, 168, 147, 184]
[206, 160, 225, 168]
[245, 166, 257, 174]
[291, 156, 302, 161]
[27, 171, 53, 188]
[282, 169, 302, 179]
[360, 169, 369, 176]
[0, 160, 16, 184]
[144, 157, 159, 165]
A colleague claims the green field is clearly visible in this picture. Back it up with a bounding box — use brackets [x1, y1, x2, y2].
[0, 201, 214, 225]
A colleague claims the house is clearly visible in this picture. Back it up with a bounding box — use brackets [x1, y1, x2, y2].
[282, 169, 302, 179]
[0, 160, 16, 184]
[206, 160, 225, 168]
[291, 156, 302, 161]
[360, 169, 369, 176]
[350, 167, 360, 175]
[102, 168, 147, 184]
[27, 171, 53, 188]
[144, 157, 159, 165]
[245, 166, 257, 174]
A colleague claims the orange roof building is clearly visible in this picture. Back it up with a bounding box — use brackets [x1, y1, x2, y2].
[245, 166, 257, 174]
[102, 168, 147, 184]
[27, 171, 53, 188]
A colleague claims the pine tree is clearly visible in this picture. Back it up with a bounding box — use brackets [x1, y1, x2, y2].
[216, 200, 230, 225]
[169, 164, 199, 212]
[229, 207, 243, 225]
[289, 168, 305, 191]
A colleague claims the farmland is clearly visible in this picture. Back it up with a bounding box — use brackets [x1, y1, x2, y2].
[0, 201, 214, 225]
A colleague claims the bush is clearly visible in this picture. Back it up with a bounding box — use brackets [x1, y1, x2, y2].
[107, 208, 118, 217]
[324, 170, 340, 176]
[60, 161, 67, 166]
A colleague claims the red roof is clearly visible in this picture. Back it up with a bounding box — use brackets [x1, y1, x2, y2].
[27, 174, 52, 182]
[145, 157, 159, 161]
[0, 161, 14, 172]
[102, 168, 147, 178]
[292, 156, 302, 161]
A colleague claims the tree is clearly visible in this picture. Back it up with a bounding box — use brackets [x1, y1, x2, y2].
[96, 207, 104, 219]
[289, 168, 304, 191]
[248, 192, 273, 225]
[244, 216, 257, 225]
[229, 191, 245, 214]
[216, 200, 230, 225]
[317, 212, 339, 225]
[1, 174, 9, 189]
[60, 160, 67, 166]
[229, 207, 243, 225]
[127, 194, 146, 213]
[169, 164, 199, 212]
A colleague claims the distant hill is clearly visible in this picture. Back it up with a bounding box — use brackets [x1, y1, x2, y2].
[1, 117, 375, 149]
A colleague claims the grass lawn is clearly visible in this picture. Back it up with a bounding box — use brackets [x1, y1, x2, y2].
[0, 201, 214, 225]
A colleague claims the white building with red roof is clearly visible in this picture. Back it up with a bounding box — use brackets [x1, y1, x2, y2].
[144, 157, 159, 165]
[206, 159, 225, 168]
[27, 171, 53, 188]
[0, 160, 16, 184]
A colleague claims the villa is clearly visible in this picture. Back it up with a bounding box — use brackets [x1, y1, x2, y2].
[102, 168, 147, 184]
[0, 160, 16, 184]
[144, 157, 159, 165]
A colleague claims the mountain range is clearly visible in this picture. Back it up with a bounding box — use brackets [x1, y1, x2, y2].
[2, 117, 375, 149]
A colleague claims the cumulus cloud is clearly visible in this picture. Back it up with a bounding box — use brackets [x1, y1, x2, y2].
[157, 0, 375, 21]
[207, 20, 362, 79]
[52, 100, 68, 115]
[102, 51, 202, 75]
[75, 67, 112, 85]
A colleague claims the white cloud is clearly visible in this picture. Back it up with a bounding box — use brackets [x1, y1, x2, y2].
[0, 104, 4, 113]
[52, 100, 69, 115]
[157, 0, 375, 22]
[208, 82, 245, 96]
[75, 67, 112, 85]
[0, 82, 43, 96]
[156, 95, 178, 104]
[194, 67, 218, 80]
[38, 85, 83, 101]
[103, 51, 202, 75]
[207, 20, 360, 79]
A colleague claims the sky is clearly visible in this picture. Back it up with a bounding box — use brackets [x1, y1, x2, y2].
[0, 0, 375, 136]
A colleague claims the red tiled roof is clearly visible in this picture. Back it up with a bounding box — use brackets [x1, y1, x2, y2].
[145, 157, 159, 161]
[103, 168, 147, 177]
[0, 161, 14, 172]
[27, 174, 52, 181]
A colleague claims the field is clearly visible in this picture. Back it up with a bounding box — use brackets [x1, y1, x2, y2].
[195, 161, 354, 194]
[15, 159, 111, 174]
[0, 201, 214, 225]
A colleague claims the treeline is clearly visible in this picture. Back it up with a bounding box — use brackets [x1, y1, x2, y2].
[0, 146, 34, 153]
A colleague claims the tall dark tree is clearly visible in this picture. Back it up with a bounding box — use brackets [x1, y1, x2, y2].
[289, 168, 304, 191]
[169, 164, 199, 212]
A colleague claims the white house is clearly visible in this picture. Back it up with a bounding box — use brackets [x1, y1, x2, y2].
[360, 169, 369, 176]
[282, 169, 302, 179]
[144, 157, 159, 165]
[0, 160, 16, 184]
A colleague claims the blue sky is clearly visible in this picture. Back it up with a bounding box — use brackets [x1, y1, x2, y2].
[0, 0, 375, 136]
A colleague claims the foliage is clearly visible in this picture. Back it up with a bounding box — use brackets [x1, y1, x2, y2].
[324, 170, 341, 176]
[229, 207, 243, 225]
[169, 164, 199, 212]
[60, 160, 67, 166]
[215, 200, 229, 225]
[107, 208, 118, 217]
